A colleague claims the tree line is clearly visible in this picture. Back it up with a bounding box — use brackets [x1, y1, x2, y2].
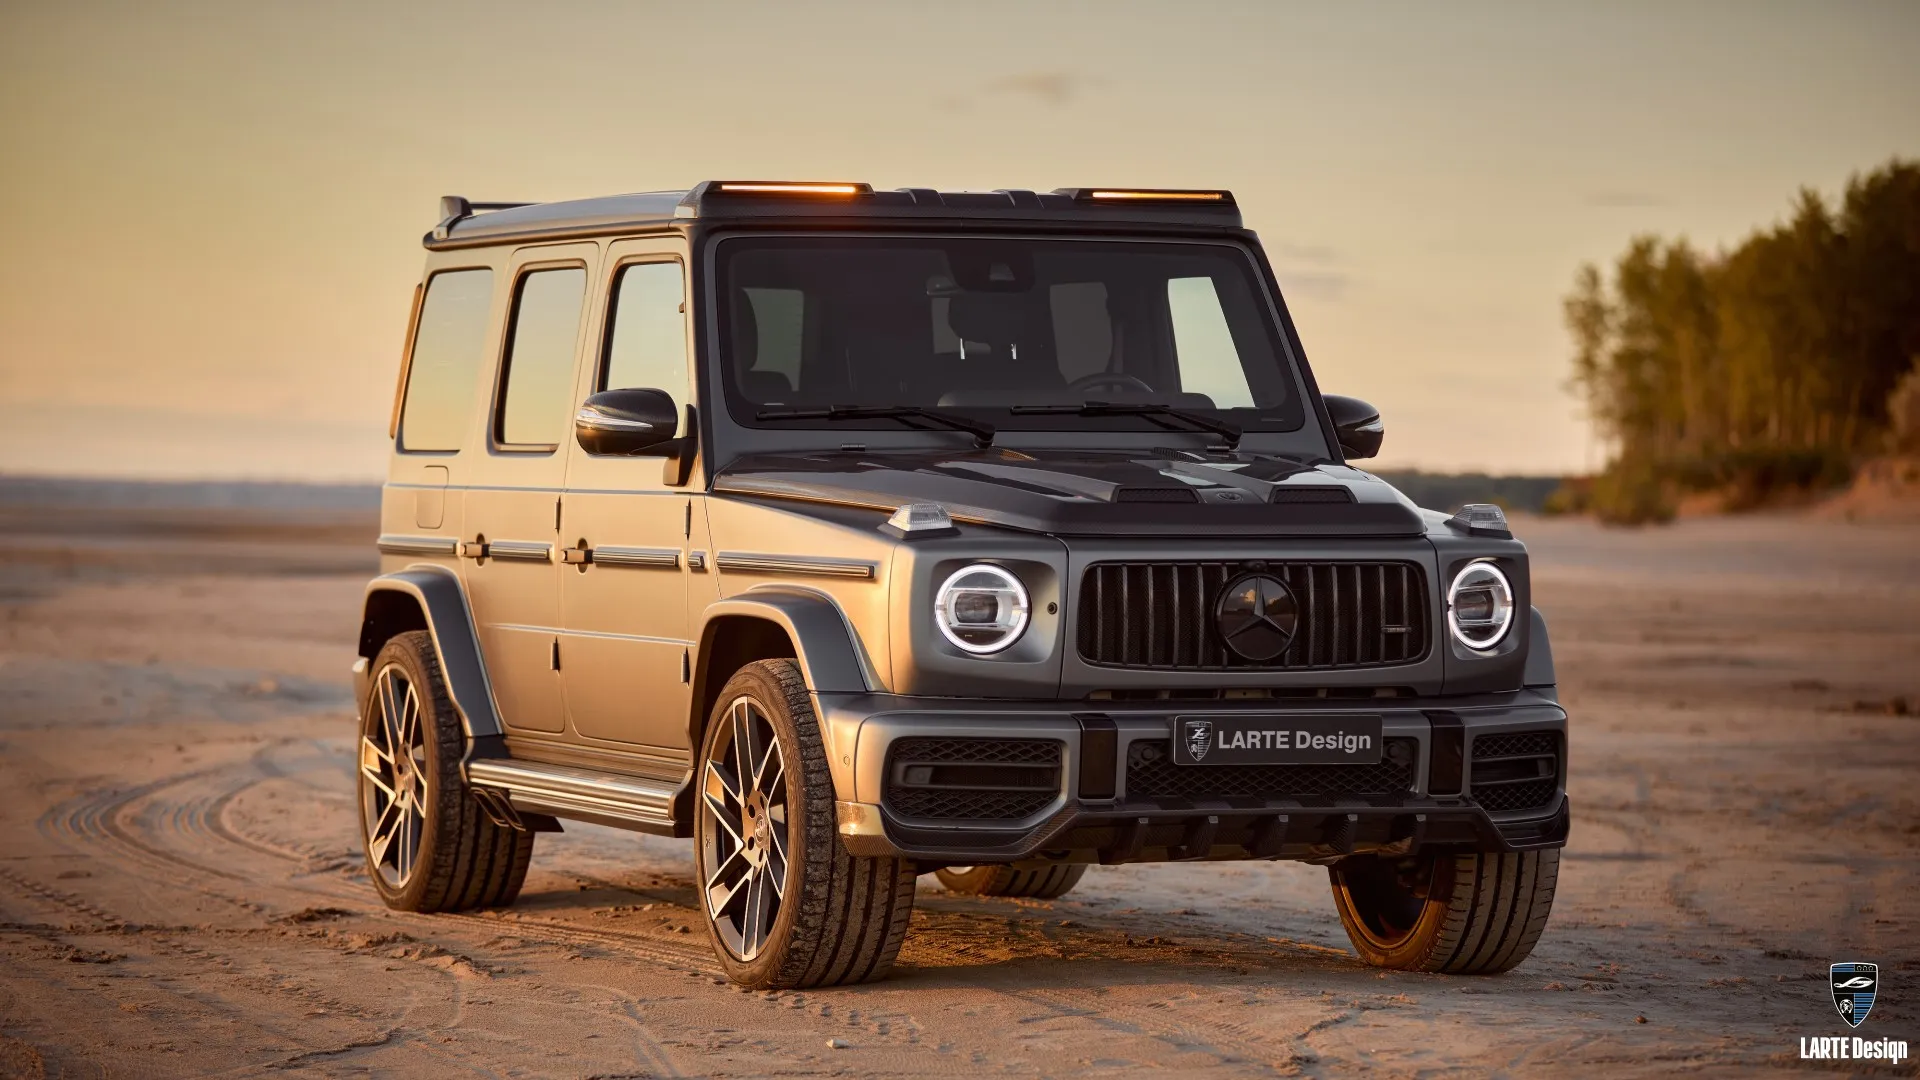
[1560, 159, 1920, 521]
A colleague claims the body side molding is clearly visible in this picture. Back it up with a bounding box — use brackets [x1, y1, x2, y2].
[377, 534, 459, 557]
[358, 565, 503, 739]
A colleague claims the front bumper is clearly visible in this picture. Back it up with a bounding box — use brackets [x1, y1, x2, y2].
[816, 689, 1569, 864]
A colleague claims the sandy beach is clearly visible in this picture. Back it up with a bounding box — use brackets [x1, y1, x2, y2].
[1, 487, 1915, 1077]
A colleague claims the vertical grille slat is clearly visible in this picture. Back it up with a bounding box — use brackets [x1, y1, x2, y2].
[1372, 564, 1386, 664]
[1349, 564, 1364, 664]
[1076, 559, 1430, 672]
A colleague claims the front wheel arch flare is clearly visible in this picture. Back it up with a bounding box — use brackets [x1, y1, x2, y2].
[688, 589, 876, 752]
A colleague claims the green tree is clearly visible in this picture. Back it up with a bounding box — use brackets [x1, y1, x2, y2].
[1563, 160, 1920, 521]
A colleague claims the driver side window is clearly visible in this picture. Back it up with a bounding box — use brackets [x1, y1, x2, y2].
[601, 261, 689, 435]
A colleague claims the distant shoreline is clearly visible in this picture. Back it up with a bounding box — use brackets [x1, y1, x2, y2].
[0, 469, 1566, 515]
[0, 473, 382, 511]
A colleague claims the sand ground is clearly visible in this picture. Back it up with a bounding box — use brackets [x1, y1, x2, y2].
[0, 500, 1916, 1078]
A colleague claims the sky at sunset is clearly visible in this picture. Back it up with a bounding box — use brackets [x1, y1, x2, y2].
[2, 0, 1916, 480]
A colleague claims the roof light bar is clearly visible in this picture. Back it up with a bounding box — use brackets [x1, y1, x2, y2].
[1071, 188, 1232, 204]
[713, 182, 872, 197]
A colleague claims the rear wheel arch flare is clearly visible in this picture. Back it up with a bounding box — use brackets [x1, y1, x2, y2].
[359, 567, 501, 739]
[360, 587, 429, 659]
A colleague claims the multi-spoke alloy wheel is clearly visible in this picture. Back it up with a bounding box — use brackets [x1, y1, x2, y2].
[693, 660, 917, 989]
[356, 631, 534, 913]
[699, 697, 790, 961]
[362, 663, 428, 888]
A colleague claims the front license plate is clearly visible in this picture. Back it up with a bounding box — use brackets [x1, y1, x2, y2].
[1171, 714, 1384, 766]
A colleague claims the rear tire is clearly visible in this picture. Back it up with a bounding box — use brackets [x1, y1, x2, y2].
[935, 863, 1087, 900]
[694, 660, 915, 989]
[1328, 849, 1558, 974]
[357, 631, 534, 912]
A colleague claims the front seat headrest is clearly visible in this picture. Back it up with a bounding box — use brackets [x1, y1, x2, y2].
[945, 293, 1030, 346]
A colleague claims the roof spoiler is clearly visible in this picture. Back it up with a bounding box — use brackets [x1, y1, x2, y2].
[433, 195, 535, 241]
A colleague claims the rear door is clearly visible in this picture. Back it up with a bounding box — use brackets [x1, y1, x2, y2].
[460, 243, 598, 736]
[559, 239, 698, 755]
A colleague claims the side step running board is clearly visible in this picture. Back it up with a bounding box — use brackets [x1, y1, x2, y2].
[467, 758, 681, 836]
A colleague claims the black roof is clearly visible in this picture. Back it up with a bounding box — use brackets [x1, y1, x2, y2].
[424, 183, 1243, 249]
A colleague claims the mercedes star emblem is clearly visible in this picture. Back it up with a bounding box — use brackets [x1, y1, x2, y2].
[1215, 572, 1299, 661]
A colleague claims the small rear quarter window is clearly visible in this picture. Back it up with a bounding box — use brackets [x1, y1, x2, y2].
[399, 269, 495, 452]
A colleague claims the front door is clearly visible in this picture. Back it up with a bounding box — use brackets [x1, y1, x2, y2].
[461, 244, 598, 736]
[560, 241, 697, 753]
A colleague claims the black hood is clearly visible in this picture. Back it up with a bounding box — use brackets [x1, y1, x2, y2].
[712, 448, 1425, 537]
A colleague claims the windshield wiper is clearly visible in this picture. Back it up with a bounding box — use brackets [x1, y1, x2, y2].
[1009, 401, 1241, 449]
[756, 405, 995, 448]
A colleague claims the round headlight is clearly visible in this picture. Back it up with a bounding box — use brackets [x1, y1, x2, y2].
[934, 564, 1030, 655]
[1447, 561, 1514, 651]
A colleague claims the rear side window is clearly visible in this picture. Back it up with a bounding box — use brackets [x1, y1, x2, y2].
[398, 269, 493, 452]
[497, 267, 587, 447]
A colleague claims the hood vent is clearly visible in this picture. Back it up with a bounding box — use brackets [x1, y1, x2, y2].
[1114, 486, 1200, 504]
[1269, 487, 1354, 504]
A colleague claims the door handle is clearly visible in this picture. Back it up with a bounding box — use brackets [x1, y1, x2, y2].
[459, 538, 489, 559]
[562, 547, 592, 565]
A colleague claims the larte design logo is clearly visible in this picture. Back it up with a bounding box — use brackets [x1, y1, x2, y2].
[1184, 720, 1213, 762]
[1797, 961, 1907, 1064]
[1833, 962, 1878, 1028]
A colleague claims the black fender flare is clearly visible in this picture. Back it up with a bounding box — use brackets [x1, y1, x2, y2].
[689, 585, 878, 742]
[1523, 605, 1556, 688]
[358, 565, 503, 739]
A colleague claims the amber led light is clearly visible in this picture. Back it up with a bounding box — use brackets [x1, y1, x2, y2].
[715, 182, 864, 196]
[1087, 190, 1227, 201]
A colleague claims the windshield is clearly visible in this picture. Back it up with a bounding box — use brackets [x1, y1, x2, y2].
[712, 235, 1307, 436]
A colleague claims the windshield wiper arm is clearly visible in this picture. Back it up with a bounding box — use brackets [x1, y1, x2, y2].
[756, 405, 995, 448]
[1009, 401, 1241, 449]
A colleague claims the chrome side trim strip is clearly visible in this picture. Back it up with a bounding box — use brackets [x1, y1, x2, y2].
[467, 759, 675, 826]
[488, 539, 554, 562]
[591, 545, 680, 569]
[687, 551, 708, 571]
[715, 552, 877, 579]
[377, 534, 459, 557]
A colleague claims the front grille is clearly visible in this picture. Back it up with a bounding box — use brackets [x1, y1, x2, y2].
[1469, 731, 1559, 813]
[1124, 738, 1416, 807]
[883, 737, 1062, 822]
[1077, 560, 1429, 671]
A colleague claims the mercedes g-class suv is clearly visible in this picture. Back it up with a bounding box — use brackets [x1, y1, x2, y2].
[355, 181, 1568, 990]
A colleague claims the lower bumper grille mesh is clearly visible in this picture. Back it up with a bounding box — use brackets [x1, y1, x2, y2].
[1468, 731, 1560, 813]
[1123, 738, 1416, 806]
[883, 737, 1063, 822]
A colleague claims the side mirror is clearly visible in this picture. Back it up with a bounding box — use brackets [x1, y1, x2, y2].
[1323, 394, 1384, 460]
[575, 388, 679, 455]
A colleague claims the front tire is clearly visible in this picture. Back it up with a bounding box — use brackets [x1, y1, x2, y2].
[1328, 849, 1558, 974]
[357, 631, 533, 912]
[694, 660, 915, 989]
[935, 864, 1087, 899]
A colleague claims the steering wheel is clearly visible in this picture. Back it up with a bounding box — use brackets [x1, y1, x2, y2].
[1068, 371, 1156, 396]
